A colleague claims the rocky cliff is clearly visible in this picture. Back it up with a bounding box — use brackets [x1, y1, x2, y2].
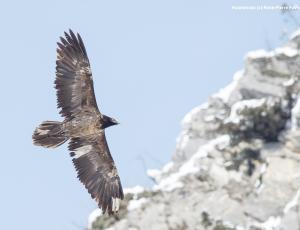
[88, 29, 300, 230]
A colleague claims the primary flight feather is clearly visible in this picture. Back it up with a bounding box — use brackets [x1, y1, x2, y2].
[32, 29, 124, 215]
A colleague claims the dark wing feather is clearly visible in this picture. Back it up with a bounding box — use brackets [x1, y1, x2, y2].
[55, 29, 100, 120]
[69, 132, 124, 215]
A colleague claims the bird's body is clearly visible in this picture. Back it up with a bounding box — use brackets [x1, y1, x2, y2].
[32, 30, 124, 215]
[64, 111, 101, 137]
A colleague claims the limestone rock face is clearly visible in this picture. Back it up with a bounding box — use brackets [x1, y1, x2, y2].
[89, 29, 300, 230]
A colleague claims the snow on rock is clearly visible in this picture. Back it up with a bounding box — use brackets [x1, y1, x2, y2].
[181, 104, 207, 128]
[283, 187, 300, 214]
[274, 46, 298, 57]
[212, 70, 244, 103]
[251, 187, 300, 230]
[88, 209, 102, 230]
[153, 135, 230, 192]
[161, 161, 174, 173]
[245, 47, 298, 60]
[253, 216, 282, 230]
[127, 198, 148, 211]
[147, 162, 174, 183]
[246, 49, 272, 59]
[147, 169, 161, 182]
[225, 98, 266, 124]
[89, 28, 300, 230]
[124, 185, 145, 195]
[174, 97, 229, 163]
[283, 77, 296, 87]
[290, 28, 300, 40]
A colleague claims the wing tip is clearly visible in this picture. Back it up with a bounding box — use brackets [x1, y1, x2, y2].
[58, 29, 87, 59]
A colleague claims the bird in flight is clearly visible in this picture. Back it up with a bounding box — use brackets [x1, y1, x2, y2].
[32, 29, 124, 215]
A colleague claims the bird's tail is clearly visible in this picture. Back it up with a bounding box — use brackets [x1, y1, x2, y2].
[32, 121, 68, 148]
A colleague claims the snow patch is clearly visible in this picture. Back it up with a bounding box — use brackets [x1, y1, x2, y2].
[236, 226, 245, 230]
[153, 135, 230, 191]
[212, 70, 243, 103]
[181, 106, 202, 127]
[252, 187, 300, 229]
[246, 47, 298, 60]
[256, 216, 282, 230]
[162, 162, 174, 173]
[124, 185, 145, 196]
[283, 187, 300, 214]
[177, 132, 190, 150]
[204, 115, 216, 122]
[147, 169, 161, 181]
[283, 77, 296, 87]
[246, 49, 271, 59]
[88, 209, 102, 230]
[255, 163, 268, 194]
[290, 28, 300, 40]
[275, 47, 298, 57]
[127, 198, 148, 211]
[225, 98, 266, 124]
[148, 162, 174, 183]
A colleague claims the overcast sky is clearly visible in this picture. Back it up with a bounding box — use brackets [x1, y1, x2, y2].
[0, 0, 299, 229]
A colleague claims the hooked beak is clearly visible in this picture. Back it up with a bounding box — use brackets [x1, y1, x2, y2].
[112, 118, 120, 125]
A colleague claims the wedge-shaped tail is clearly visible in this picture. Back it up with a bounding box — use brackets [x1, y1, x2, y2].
[33, 121, 68, 148]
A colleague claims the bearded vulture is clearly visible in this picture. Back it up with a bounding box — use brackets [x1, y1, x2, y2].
[32, 29, 124, 215]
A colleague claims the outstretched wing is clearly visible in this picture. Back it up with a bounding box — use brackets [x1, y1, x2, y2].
[69, 132, 124, 215]
[55, 29, 100, 120]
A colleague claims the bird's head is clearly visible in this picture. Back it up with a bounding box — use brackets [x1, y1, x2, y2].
[102, 114, 119, 129]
